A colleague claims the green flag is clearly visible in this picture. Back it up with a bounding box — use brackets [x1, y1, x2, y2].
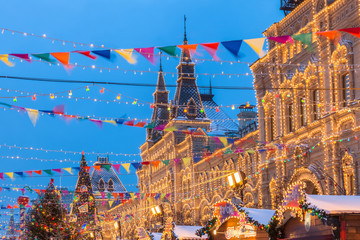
[107, 192, 112, 199]
[158, 46, 178, 56]
[102, 165, 111, 171]
[144, 122, 156, 129]
[162, 160, 170, 166]
[31, 53, 56, 63]
[43, 169, 53, 176]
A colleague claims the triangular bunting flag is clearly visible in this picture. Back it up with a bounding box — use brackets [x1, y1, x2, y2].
[173, 158, 181, 165]
[112, 164, 121, 173]
[14, 172, 24, 177]
[93, 166, 101, 171]
[135, 47, 155, 65]
[131, 163, 142, 170]
[5, 172, 14, 179]
[122, 163, 131, 173]
[151, 161, 160, 168]
[73, 50, 97, 59]
[177, 44, 198, 56]
[291, 33, 312, 46]
[112, 193, 118, 200]
[141, 161, 150, 165]
[50, 52, 70, 65]
[182, 157, 191, 167]
[267, 35, 294, 44]
[114, 49, 137, 64]
[89, 119, 103, 128]
[63, 168, 72, 174]
[219, 137, 228, 147]
[26, 108, 39, 127]
[124, 120, 135, 126]
[53, 104, 65, 115]
[200, 43, 220, 60]
[24, 171, 33, 177]
[13, 204, 19, 209]
[164, 126, 177, 132]
[9, 54, 31, 62]
[109, 201, 114, 207]
[316, 30, 341, 45]
[0, 54, 15, 67]
[0, 173, 3, 180]
[221, 40, 243, 57]
[144, 122, 156, 129]
[52, 169, 62, 174]
[162, 160, 170, 166]
[158, 46, 178, 56]
[244, 38, 266, 57]
[34, 189, 41, 195]
[31, 53, 56, 63]
[34, 170, 42, 175]
[91, 50, 111, 59]
[83, 166, 91, 172]
[339, 27, 360, 38]
[134, 121, 147, 128]
[104, 120, 117, 126]
[7, 204, 12, 209]
[72, 167, 80, 172]
[102, 165, 111, 171]
[43, 169, 53, 176]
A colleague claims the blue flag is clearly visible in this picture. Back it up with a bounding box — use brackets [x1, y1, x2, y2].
[221, 40, 243, 56]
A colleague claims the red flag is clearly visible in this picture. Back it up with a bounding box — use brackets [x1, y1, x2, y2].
[13, 204, 19, 209]
[24, 171, 33, 177]
[51, 52, 70, 65]
[112, 193, 118, 200]
[141, 161, 150, 165]
[124, 120, 135, 126]
[118, 193, 124, 199]
[73, 50, 97, 59]
[151, 161, 160, 168]
[53, 104, 65, 115]
[7, 204, 12, 209]
[34, 170, 42, 175]
[34, 189, 41, 195]
[200, 43, 220, 60]
[316, 30, 341, 45]
[93, 166, 101, 171]
[83, 166, 91, 172]
[177, 44, 198, 56]
[89, 119, 103, 129]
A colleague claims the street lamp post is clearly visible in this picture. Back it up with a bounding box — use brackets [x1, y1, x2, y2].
[227, 171, 247, 202]
[151, 205, 164, 230]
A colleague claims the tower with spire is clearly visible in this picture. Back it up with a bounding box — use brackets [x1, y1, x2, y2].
[170, 15, 207, 121]
[147, 54, 170, 143]
[5, 211, 17, 240]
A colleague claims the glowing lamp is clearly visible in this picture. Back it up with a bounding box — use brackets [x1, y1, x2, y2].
[32, 95, 36, 101]
[86, 86, 90, 92]
[69, 90, 72, 96]
[151, 208, 156, 215]
[227, 175, 234, 187]
[231, 105, 235, 110]
[50, 94, 54, 99]
[116, 94, 121, 100]
[100, 88, 104, 94]
[13, 97, 17, 102]
[234, 172, 242, 184]
[216, 108, 220, 113]
[114, 222, 119, 230]
[155, 205, 161, 214]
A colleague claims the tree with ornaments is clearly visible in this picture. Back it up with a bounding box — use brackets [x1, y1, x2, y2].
[25, 178, 73, 239]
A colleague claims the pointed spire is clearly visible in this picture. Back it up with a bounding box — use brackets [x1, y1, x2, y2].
[184, 15, 187, 43]
[209, 77, 212, 95]
[159, 51, 163, 72]
[156, 54, 166, 92]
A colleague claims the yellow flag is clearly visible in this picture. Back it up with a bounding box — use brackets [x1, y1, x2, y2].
[122, 163, 131, 173]
[63, 168, 72, 174]
[219, 137, 228, 147]
[164, 126, 178, 132]
[244, 38, 267, 57]
[114, 49, 137, 64]
[26, 108, 39, 127]
[129, 193, 135, 199]
[182, 157, 192, 167]
[0, 54, 14, 67]
[5, 172, 14, 179]
[104, 120, 117, 126]
[108, 200, 114, 207]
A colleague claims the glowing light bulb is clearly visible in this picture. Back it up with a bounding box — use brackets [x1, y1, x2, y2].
[86, 86, 90, 92]
[32, 95, 36, 101]
[216, 108, 220, 113]
[150, 104, 154, 109]
[100, 88, 104, 94]
[200, 109, 204, 113]
[132, 99, 137, 105]
[231, 105, 235, 110]
[69, 90, 72, 96]
[13, 97, 17, 102]
[116, 95, 121, 100]
[287, 94, 291, 98]
[50, 94, 54, 99]
[184, 109, 188, 113]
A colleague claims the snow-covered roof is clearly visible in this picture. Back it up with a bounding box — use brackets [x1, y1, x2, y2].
[174, 225, 206, 239]
[306, 194, 360, 214]
[243, 207, 276, 225]
[152, 232, 162, 240]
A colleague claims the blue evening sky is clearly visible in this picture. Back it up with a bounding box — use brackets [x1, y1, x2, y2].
[0, 0, 284, 230]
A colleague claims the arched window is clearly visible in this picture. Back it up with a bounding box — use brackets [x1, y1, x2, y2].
[108, 179, 114, 192]
[299, 97, 306, 126]
[99, 178, 105, 192]
[288, 103, 294, 133]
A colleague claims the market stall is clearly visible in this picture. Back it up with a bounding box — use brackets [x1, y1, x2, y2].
[197, 200, 276, 240]
[155, 217, 206, 240]
[277, 182, 360, 240]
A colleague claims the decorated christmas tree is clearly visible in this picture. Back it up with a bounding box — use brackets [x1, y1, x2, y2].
[25, 178, 72, 239]
[69, 152, 97, 238]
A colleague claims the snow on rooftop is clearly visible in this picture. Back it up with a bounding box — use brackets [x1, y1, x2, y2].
[306, 194, 360, 214]
[174, 225, 206, 239]
[243, 207, 276, 225]
[152, 232, 162, 240]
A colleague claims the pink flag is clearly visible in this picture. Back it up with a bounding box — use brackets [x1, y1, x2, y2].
[154, 123, 167, 131]
[124, 120, 135, 126]
[135, 47, 155, 65]
[52, 169, 62, 174]
[0, 173, 3, 180]
[173, 158, 181, 165]
[100, 192, 106, 199]
[268, 35, 294, 44]
[53, 104, 65, 115]
[24, 171, 32, 177]
[9, 54, 31, 62]
[112, 164, 121, 173]
[200, 43, 220, 60]
[89, 119, 103, 129]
